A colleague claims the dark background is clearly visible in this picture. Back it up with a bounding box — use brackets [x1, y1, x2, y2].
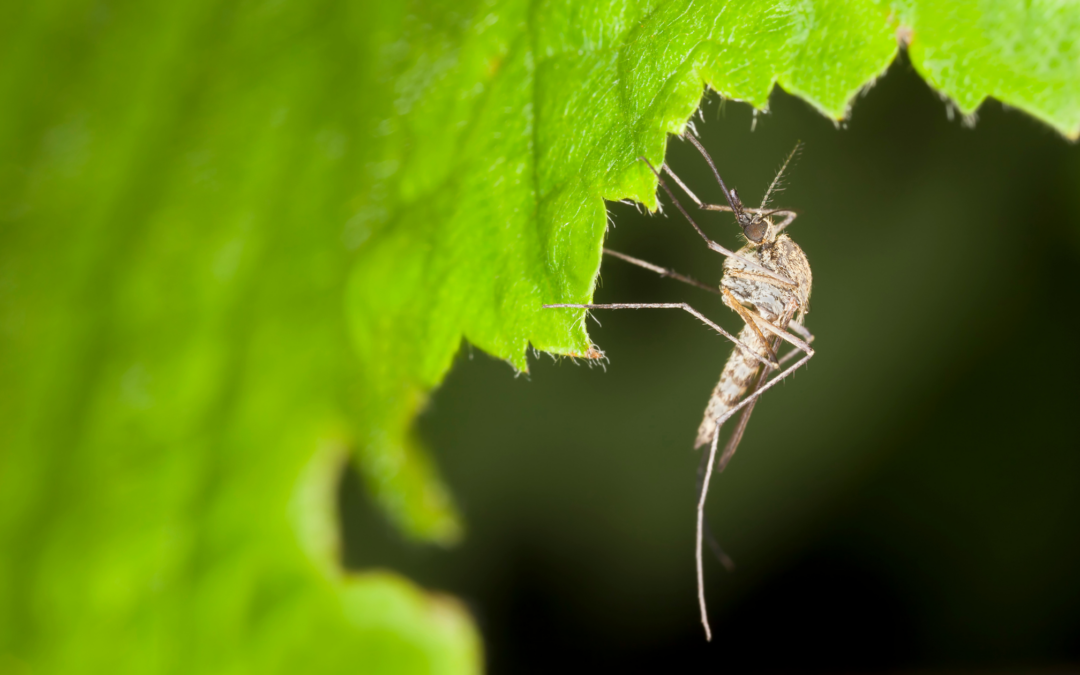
[342, 58, 1080, 673]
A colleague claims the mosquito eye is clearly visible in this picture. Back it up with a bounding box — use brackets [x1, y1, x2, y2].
[744, 220, 767, 243]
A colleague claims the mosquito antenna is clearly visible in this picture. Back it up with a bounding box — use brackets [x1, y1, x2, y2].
[684, 134, 742, 215]
[759, 141, 802, 211]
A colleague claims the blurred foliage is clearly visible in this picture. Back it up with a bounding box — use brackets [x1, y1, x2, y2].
[0, 0, 1078, 673]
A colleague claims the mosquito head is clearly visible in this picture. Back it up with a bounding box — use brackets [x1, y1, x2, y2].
[740, 213, 769, 244]
[728, 187, 769, 244]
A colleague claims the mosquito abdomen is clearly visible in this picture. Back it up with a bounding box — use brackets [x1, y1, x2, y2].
[694, 324, 769, 449]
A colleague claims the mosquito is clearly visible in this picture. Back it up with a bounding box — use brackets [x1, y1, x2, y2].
[544, 135, 815, 641]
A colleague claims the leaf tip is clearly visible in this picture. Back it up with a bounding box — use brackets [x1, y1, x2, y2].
[566, 345, 605, 361]
[896, 24, 915, 49]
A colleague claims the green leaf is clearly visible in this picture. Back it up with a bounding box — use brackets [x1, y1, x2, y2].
[348, 0, 1079, 540]
[895, 0, 1080, 135]
[1, 0, 1077, 672]
[0, 1, 476, 673]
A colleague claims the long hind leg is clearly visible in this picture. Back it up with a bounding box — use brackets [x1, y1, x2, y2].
[696, 301, 813, 640]
[543, 302, 778, 370]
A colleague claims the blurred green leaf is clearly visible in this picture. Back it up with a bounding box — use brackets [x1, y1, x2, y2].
[0, 0, 1077, 672]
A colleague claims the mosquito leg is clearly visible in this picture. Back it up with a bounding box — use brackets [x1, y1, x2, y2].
[542, 302, 778, 370]
[788, 321, 813, 342]
[714, 361, 766, 478]
[754, 299, 812, 366]
[686, 134, 735, 203]
[597, 250, 808, 359]
[719, 289, 814, 365]
[719, 290, 813, 357]
[693, 283, 809, 639]
[694, 351, 796, 639]
[715, 377, 763, 476]
[748, 313, 814, 356]
[694, 304, 798, 640]
[775, 323, 814, 366]
[602, 248, 720, 296]
[769, 210, 798, 234]
[771, 324, 812, 368]
[695, 336, 791, 582]
[715, 304, 796, 474]
[696, 204, 798, 234]
[695, 448, 737, 572]
[696, 425, 722, 642]
[719, 290, 777, 364]
[711, 349, 815, 435]
[700, 205, 799, 240]
[659, 164, 707, 209]
[776, 337, 812, 367]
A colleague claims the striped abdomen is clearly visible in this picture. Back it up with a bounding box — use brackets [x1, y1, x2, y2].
[694, 323, 770, 449]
